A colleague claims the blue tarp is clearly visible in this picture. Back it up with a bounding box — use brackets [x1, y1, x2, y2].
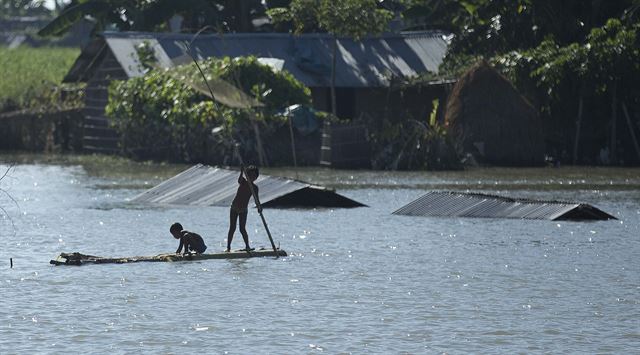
[278, 104, 320, 136]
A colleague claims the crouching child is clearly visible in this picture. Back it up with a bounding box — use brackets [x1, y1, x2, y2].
[170, 222, 207, 255]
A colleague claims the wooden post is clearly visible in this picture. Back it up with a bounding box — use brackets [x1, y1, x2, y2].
[572, 95, 584, 165]
[622, 103, 640, 162]
[320, 120, 332, 166]
[288, 115, 298, 168]
[330, 36, 338, 117]
[384, 76, 393, 129]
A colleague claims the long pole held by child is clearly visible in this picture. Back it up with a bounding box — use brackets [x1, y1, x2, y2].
[234, 144, 278, 252]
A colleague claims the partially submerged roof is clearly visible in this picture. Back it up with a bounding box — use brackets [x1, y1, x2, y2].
[392, 191, 616, 221]
[64, 31, 449, 87]
[131, 164, 365, 208]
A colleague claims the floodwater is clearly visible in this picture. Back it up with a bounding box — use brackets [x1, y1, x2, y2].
[1, 154, 638, 353]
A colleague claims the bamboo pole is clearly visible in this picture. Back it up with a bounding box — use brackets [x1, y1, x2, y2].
[330, 36, 338, 116]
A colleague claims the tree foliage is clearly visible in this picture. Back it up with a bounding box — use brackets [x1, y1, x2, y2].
[0, 0, 51, 18]
[493, 19, 640, 162]
[496, 18, 639, 105]
[38, 0, 267, 37]
[317, 0, 393, 39]
[267, 0, 393, 37]
[404, 0, 638, 59]
[401, 0, 640, 164]
[105, 56, 311, 163]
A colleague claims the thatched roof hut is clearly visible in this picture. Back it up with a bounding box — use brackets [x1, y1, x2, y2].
[444, 61, 544, 166]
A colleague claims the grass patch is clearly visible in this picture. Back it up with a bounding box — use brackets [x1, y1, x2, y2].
[0, 46, 80, 112]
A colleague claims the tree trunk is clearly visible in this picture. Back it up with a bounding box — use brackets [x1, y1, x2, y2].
[572, 94, 583, 165]
[610, 81, 617, 164]
[330, 36, 338, 117]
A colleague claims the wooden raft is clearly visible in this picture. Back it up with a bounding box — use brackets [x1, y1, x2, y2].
[50, 249, 287, 266]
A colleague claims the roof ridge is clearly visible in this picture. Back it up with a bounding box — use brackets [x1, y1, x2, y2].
[100, 30, 449, 40]
[430, 190, 579, 206]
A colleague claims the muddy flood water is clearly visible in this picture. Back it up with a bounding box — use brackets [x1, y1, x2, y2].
[0, 154, 638, 353]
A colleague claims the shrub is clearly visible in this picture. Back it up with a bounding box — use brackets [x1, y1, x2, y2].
[106, 56, 312, 163]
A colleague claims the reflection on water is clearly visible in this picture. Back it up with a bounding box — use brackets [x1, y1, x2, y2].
[0, 154, 639, 353]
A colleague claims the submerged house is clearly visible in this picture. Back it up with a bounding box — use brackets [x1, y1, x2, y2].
[62, 31, 450, 155]
[393, 191, 616, 221]
[132, 164, 365, 208]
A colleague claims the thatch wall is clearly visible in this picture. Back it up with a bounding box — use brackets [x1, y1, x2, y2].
[444, 61, 544, 166]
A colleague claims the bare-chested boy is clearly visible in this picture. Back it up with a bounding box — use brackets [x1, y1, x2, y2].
[226, 165, 261, 252]
[170, 222, 207, 255]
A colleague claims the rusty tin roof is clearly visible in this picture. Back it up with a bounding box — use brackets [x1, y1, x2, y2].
[392, 191, 615, 221]
[131, 164, 365, 208]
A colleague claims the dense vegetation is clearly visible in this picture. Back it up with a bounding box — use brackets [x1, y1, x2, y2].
[0, 0, 53, 18]
[412, 0, 640, 165]
[19, 0, 640, 166]
[106, 56, 313, 163]
[495, 19, 640, 163]
[0, 46, 81, 113]
[37, 0, 271, 36]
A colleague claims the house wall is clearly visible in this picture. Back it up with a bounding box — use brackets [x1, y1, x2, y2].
[82, 48, 128, 152]
[310, 88, 328, 112]
[311, 84, 448, 122]
[354, 85, 448, 123]
[312, 84, 449, 168]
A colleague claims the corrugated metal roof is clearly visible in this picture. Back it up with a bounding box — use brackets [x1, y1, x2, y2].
[131, 164, 365, 208]
[392, 191, 616, 221]
[65, 31, 449, 87]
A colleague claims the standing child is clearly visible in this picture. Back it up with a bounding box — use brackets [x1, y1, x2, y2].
[226, 165, 261, 252]
[170, 222, 207, 255]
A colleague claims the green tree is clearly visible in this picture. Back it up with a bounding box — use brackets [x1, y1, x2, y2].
[37, 0, 267, 37]
[497, 19, 640, 164]
[402, 0, 639, 62]
[0, 0, 51, 18]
